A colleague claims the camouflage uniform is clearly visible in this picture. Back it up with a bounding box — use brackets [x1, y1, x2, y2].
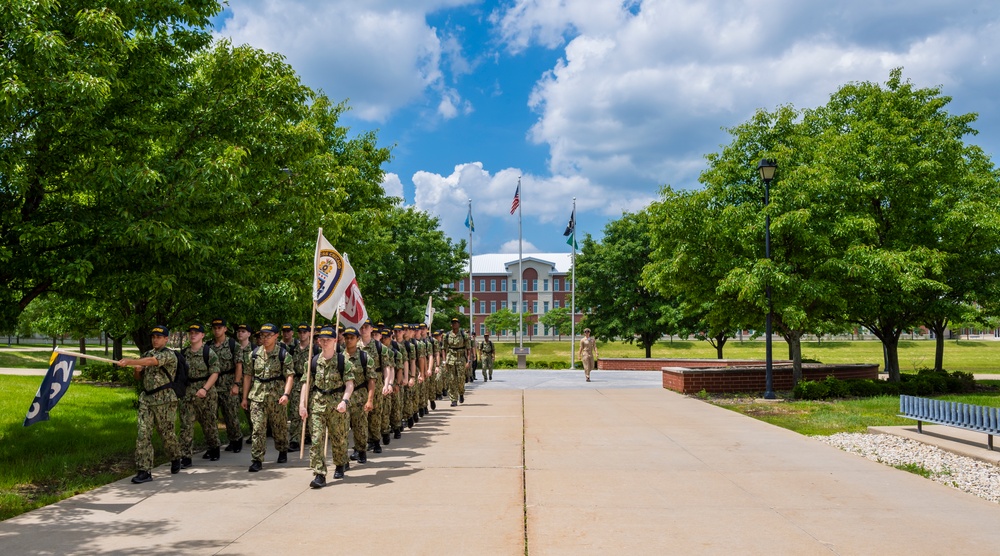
[308, 353, 355, 476]
[247, 345, 294, 461]
[480, 339, 495, 380]
[390, 340, 404, 434]
[179, 345, 221, 458]
[210, 339, 243, 444]
[433, 334, 445, 397]
[363, 339, 386, 446]
[346, 347, 374, 453]
[404, 338, 417, 418]
[136, 347, 181, 472]
[236, 341, 254, 442]
[290, 343, 317, 445]
[415, 337, 427, 412]
[445, 329, 471, 403]
[378, 337, 395, 439]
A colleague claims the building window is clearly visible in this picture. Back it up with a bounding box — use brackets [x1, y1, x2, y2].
[490, 279, 496, 292]
[459, 281, 465, 292]
[479, 279, 486, 292]
[459, 306, 465, 313]
[501, 280, 507, 292]
[554, 279, 560, 291]
[543, 279, 549, 292]
[543, 301, 549, 313]
[479, 301, 485, 313]
[532, 301, 538, 313]
[501, 301, 507, 310]
[533, 324, 538, 335]
[532, 279, 537, 291]
[553, 300, 560, 309]
[480, 323, 485, 335]
[522, 279, 528, 291]
[490, 301, 496, 313]
[512, 301, 517, 313]
[512, 279, 517, 292]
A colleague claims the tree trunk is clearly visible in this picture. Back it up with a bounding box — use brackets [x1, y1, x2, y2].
[926, 318, 947, 372]
[112, 335, 126, 361]
[79, 337, 87, 366]
[882, 334, 902, 382]
[714, 332, 727, 359]
[785, 332, 803, 386]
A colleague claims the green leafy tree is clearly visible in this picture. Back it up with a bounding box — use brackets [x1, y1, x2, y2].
[643, 189, 749, 359]
[484, 307, 520, 337]
[539, 306, 572, 339]
[802, 68, 1000, 381]
[577, 211, 669, 358]
[361, 206, 467, 325]
[1, 0, 222, 331]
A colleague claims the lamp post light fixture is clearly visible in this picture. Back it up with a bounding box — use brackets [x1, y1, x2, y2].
[757, 158, 777, 400]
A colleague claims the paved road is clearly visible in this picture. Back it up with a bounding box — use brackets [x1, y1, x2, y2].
[3, 372, 1000, 554]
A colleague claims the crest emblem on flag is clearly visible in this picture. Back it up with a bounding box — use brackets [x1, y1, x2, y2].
[338, 278, 369, 328]
[24, 352, 77, 426]
[315, 247, 346, 307]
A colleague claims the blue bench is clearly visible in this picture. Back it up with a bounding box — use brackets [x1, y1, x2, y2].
[899, 395, 1000, 451]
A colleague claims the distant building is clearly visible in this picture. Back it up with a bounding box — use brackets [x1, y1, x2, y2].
[451, 253, 582, 339]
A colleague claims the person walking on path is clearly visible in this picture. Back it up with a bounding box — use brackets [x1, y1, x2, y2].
[179, 324, 222, 466]
[209, 319, 243, 452]
[479, 333, 495, 381]
[299, 326, 355, 488]
[445, 318, 472, 406]
[119, 325, 182, 484]
[242, 323, 295, 473]
[578, 328, 599, 382]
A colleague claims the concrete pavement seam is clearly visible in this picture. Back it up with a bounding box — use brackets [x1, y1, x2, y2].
[213, 486, 311, 554]
[522, 389, 528, 556]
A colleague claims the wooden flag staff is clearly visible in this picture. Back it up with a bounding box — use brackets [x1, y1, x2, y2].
[53, 349, 121, 366]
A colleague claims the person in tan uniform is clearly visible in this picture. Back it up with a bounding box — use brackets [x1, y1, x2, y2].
[578, 328, 599, 382]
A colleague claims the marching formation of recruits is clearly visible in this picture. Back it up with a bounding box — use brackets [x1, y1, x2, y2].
[121, 316, 479, 488]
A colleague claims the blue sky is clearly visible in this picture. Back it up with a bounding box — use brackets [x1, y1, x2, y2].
[213, 0, 1000, 253]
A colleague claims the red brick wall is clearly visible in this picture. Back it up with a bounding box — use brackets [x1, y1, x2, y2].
[661, 364, 879, 394]
[598, 358, 791, 371]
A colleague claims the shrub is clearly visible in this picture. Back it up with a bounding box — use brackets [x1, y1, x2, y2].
[847, 379, 882, 398]
[794, 380, 830, 400]
[823, 376, 850, 398]
[76, 363, 135, 385]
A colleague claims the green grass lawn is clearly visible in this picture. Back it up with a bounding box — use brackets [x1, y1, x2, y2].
[1, 376, 148, 520]
[712, 381, 1000, 436]
[490, 338, 1000, 373]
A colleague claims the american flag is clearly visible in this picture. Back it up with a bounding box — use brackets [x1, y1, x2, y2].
[510, 182, 520, 215]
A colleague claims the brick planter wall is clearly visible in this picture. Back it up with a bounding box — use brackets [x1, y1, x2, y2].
[598, 358, 792, 371]
[661, 363, 880, 394]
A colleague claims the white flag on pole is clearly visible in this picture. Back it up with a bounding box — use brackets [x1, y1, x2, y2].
[424, 296, 435, 328]
[314, 232, 355, 320]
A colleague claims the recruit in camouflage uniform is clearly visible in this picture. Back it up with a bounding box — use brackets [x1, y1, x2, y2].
[390, 325, 406, 438]
[414, 325, 428, 418]
[343, 327, 375, 463]
[361, 322, 387, 454]
[420, 324, 436, 412]
[445, 317, 471, 406]
[209, 318, 244, 451]
[403, 325, 418, 426]
[242, 323, 296, 472]
[120, 325, 182, 484]
[479, 333, 495, 381]
[300, 326, 355, 488]
[179, 324, 222, 466]
[290, 323, 317, 451]
[378, 327, 396, 445]
[233, 324, 254, 450]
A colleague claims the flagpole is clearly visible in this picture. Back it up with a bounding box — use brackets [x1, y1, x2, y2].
[301, 227, 323, 460]
[517, 177, 523, 349]
[570, 197, 576, 370]
[468, 198, 474, 337]
[54, 349, 119, 365]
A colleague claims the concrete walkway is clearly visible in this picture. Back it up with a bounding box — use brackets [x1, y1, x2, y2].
[2, 371, 1000, 554]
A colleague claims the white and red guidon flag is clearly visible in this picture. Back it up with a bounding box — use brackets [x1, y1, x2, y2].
[338, 277, 369, 329]
[314, 231, 355, 320]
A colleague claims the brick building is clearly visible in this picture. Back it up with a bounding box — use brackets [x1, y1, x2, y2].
[451, 253, 582, 339]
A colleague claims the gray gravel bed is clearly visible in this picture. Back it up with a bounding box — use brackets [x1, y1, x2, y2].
[819, 432, 1000, 503]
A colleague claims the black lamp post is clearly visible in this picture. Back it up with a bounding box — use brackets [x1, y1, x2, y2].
[758, 158, 777, 399]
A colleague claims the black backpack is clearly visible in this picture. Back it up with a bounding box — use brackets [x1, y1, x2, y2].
[310, 352, 346, 377]
[170, 345, 208, 399]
